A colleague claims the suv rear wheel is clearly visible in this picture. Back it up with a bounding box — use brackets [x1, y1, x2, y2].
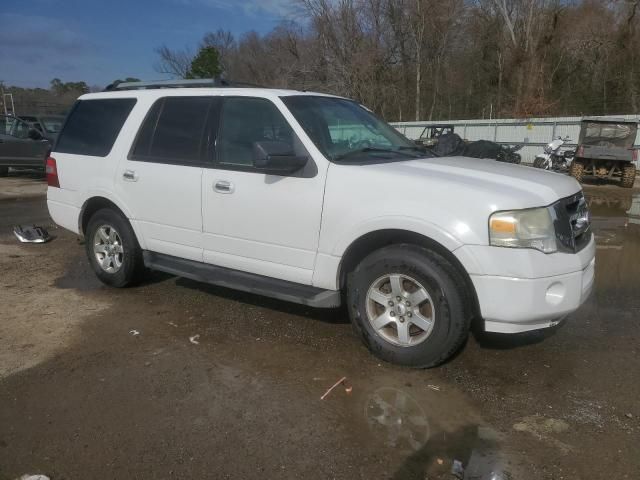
[621, 163, 636, 189]
[85, 208, 145, 287]
[347, 244, 471, 368]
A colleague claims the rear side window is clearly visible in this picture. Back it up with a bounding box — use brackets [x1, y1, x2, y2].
[130, 96, 214, 165]
[55, 98, 136, 157]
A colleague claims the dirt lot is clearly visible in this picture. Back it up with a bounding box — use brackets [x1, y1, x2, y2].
[0, 171, 639, 479]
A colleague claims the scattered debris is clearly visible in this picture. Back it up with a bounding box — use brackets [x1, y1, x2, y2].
[320, 376, 347, 400]
[436, 458, 444, 465]
[13, 225, 51, 243]
[451, 459, 464, 479]
[625, 413, 633, 419]
[129, 329, 140, 336]
[427, 384, 441, 391]
[189, 334, 200, 345]
[345, 385, 353, 394]
[16, 475, 50, 480]
[167, 321, 178, 328]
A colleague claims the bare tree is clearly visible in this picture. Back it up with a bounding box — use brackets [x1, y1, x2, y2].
[154, 45, 193, 78]
[150, 0, 640, 120]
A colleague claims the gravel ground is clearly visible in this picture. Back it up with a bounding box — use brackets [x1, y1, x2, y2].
[0, 171, 638, 479]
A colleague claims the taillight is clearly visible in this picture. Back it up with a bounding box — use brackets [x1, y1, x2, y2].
[46, 156, 60, 188]
[633, 149, 638, 162]
[576, 146, 584, 158]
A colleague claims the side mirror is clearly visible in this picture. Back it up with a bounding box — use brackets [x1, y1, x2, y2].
[28, 128, 43, 140]
[252, 141, 308, 175]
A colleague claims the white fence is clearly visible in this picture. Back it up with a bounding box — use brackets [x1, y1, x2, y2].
[392, 115, 640, 167]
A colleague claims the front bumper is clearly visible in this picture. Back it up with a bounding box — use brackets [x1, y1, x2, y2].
[456, 235, 596, 334]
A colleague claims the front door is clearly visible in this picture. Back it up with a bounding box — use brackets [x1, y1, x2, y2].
[202, 96, 327, 285]
[0, 115, 49, 167]
[115, 96, 218, 262]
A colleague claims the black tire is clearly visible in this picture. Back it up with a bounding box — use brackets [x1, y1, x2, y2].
[621, 163, 636, 189]
[569, 160, 585, 183]
[85, 208, 145, 287]
[533, 157, 546, 169]
[347, 244, 471, 368]
[0, 166, 8, 177]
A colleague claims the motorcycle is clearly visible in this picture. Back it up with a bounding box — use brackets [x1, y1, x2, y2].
[497, 144, 523, 164]
[533, 136, 574, 170]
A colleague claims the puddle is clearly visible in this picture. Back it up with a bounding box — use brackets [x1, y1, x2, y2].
[584, 189, 640, 295]
[358, 385, 511, 479]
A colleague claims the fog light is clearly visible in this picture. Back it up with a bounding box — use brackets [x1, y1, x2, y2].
[545, 282, 566, 306]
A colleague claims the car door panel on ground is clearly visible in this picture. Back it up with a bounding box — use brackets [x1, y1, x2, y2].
[115, 96, 218, 262]
[0, 115, 50, 167]
[202, 96, 326, 285]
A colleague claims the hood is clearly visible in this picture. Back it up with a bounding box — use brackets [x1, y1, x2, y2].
[324, 155, 584, 248]
[373, 156, 581, 208]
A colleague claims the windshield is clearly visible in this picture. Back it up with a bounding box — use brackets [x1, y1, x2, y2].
[581, 122, 637, 148]
[281, 96, 425, 162]
[41, 116, 64, 134]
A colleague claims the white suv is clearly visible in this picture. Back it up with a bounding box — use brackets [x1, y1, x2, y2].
[46, 81, 595, 367]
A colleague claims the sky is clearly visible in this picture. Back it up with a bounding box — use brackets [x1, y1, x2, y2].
[0, 0, 299, 89]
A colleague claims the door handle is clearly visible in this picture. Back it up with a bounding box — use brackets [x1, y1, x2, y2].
[214, 180, 234, 193]
[123, 169, 138, 182]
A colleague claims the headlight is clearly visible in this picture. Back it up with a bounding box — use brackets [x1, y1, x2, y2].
[489, 207, 557, 253]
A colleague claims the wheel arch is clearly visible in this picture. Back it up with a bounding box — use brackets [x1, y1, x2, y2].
[79, 196, 145, 248]
[337, 229, 481, 319]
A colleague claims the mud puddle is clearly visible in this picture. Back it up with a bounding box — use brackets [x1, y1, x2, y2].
[585, 188, 640, 295]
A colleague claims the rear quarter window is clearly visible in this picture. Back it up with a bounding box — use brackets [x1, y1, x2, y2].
[55, 98, 137, 157]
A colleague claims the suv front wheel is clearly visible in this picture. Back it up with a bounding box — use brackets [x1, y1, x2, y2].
[347, 245, 471, 368]
[85, 208, 145, 287]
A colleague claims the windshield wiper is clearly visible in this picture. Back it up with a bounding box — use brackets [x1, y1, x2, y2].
[397, 145, 436, 157]
[333, 147, 421, 161]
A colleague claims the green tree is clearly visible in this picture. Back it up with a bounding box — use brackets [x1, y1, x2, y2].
[110, 77, 141, 85]
[50, 78, 64, 95]
[186, 46, 222, 79]
[50, 78, 89, 95]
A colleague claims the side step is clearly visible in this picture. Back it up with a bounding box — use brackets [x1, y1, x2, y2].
[143, 251, 341, 308]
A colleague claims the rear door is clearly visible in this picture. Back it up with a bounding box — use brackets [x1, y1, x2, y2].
[115, 96, 218, 262]
[0, 115, 49, 166]
[201, 96, 326, 285]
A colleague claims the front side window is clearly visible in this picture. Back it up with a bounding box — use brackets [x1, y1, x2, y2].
[131, 96, 213, 165]
[281, 96, 427, 163]
[216, 97, 301, 168]
[55, 99, 137, 156]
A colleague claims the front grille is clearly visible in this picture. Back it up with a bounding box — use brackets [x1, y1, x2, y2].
[552, 192, 591, 253]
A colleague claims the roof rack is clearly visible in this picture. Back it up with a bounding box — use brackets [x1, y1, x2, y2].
[104, 78, 264, 91]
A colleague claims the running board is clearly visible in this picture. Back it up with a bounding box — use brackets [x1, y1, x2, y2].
[143, 251, 341, 308]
